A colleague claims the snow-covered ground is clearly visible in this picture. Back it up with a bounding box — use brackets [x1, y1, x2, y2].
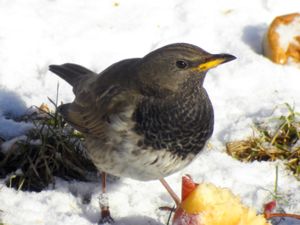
[0, 0, 300, 224]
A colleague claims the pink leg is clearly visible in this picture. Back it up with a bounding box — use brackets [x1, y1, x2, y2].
[98, 172, 114, 224]
[160, 178, 180, 206]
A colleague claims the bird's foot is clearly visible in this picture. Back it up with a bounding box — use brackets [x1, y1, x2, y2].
[98, 193, 114, 224]
[98, 207, 115, 225]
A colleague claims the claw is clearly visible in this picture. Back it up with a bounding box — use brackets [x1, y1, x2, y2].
[98, 207, 114, 224]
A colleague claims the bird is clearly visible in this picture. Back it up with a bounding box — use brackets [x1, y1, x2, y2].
[49, 43, 235, 224]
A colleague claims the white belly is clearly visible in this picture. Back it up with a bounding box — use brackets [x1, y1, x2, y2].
[86, 135, 196, 181]
[84, 110, 196, 181]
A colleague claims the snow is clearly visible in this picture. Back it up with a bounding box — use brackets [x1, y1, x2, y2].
[0, 89, 33, 140]
[0, 0, 300, 225]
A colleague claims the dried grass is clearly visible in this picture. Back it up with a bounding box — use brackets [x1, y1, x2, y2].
[0, 86, 97, 191]
[226, 104, 300, 180]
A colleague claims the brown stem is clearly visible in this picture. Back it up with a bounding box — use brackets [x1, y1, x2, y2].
[159, 206, 175, 211]
[266, 213, 300, 219]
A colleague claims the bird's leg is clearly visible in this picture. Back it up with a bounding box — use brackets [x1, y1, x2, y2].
[159, 178, 180, 206]
[98, 172, 114, 224]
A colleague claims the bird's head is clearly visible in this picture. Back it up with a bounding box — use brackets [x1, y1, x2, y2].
[136, 43, 236, 96]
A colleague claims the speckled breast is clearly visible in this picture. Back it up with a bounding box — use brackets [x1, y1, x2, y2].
[133, 88, 214, 159]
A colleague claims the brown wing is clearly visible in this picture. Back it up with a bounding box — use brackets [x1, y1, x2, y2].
[50, 59, 141, 137]
[58, 85, 139, 138]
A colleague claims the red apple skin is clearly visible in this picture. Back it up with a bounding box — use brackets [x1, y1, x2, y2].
[172, 207, 202, 225]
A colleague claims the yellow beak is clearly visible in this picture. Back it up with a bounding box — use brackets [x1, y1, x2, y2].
[197, 53, 236, 72]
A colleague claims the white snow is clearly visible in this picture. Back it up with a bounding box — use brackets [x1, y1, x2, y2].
[0, 0, 300, 225]
[0, 89, 33, 140]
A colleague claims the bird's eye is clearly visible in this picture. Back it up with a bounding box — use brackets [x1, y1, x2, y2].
[176, 60, 188, 69]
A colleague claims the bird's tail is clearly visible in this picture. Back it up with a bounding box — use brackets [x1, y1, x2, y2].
[49, 63, 95, 87]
